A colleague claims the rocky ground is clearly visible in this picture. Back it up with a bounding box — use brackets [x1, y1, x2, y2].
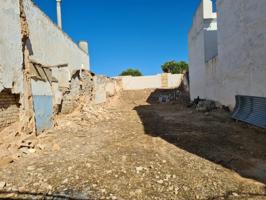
[0, 89, 266, 200]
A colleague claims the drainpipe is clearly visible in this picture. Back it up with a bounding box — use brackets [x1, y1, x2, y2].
[56, 0, 62, 29]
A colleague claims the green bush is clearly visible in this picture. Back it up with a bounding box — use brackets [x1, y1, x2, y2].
[161, 61, 188, 74]
[119, 68, 143, 76]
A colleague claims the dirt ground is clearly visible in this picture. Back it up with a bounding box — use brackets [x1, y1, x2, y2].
[0, 89, 266, 200]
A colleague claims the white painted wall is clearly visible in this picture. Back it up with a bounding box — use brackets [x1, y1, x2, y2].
[216, 0, 266, 107]
[168, 74, 183, 88]
[23, 0, 89, 86]
[118, 74, 183, 90]
[0, 0, 23, 93]
[120, 75, 161, 90]
[189, 0, 217, 100]
[189, 0, 266, 108]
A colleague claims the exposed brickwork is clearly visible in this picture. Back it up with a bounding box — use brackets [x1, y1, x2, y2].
[0, 90, 20, 131]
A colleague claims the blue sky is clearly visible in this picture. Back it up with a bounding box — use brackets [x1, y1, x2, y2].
[33, 0, 202, 77]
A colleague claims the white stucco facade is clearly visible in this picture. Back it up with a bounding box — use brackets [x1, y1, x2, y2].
[216, 0, 266, 107]
[188, 0, 217, 100]
[189, 0, 266, 108]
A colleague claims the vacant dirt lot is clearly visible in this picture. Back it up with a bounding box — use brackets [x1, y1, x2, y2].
[0, 89, 266, 200]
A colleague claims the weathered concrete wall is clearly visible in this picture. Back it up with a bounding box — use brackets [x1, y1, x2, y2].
[0, 90, 20, 131]
[215, 0, 266, 107]
[94, 76, 108, 104]
[94, 76, 121, 104]
[205, 56, 219, 101]
[167, 74, 183, 88]
[190, 0, 266, 108]
[189, 0, 217, 100]
[0, 0, 23, 94]
[61, 70, 94, 114]
[118, 74, 183, 90]
[23, 0, 89, 86]
[120, 75, 161, 90]
[0, 0, 91, 132]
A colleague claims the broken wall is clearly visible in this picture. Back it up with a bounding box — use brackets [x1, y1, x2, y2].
[94, 76, 121, 104]
[61, 70, 94, 114]
[22, 0, 89, 87]
[0, 0, 91, 132]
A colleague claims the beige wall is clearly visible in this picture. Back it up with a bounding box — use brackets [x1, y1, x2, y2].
[118, 74, 183, 90]
[94, 76, 121, 104]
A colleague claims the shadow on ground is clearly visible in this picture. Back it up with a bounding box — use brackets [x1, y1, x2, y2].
[134, 89, 266, 185]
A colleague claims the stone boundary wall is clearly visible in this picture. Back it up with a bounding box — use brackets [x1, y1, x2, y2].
[117, 74, 183, 90]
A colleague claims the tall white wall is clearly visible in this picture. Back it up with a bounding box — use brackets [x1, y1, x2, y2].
[23, 0, 89, 85]
[0, 0, 23, 93]
[216, 0, 266, 107]
[188, 0, 217, 100]
[189, 0, 266, 108]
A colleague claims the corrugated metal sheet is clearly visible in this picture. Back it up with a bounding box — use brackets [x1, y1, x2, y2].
[232, 95, 266, 129]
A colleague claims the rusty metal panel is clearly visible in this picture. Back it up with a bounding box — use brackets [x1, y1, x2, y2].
[232, 95, 266, 129]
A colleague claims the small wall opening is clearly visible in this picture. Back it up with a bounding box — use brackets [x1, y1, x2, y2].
[0, 89, 20, 131]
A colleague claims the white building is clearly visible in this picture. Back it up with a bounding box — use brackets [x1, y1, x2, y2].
[189, 0, 266, 109]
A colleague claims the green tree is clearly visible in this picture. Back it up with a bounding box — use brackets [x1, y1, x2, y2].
[119, 68, 143, 76]
[161, 60, 188, 74]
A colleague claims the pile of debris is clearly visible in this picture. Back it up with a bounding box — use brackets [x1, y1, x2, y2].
[188, 97, 230, 113]
[0, 124, 45, 168]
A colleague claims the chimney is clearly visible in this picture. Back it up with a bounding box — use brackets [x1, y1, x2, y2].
[78, 41, 89, 54]
[56, 0, 62, 28]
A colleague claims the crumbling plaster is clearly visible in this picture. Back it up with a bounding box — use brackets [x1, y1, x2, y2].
[23, 0, 89, 85]
[118, 74, 183, 91]
[0, 0, 24, 93]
